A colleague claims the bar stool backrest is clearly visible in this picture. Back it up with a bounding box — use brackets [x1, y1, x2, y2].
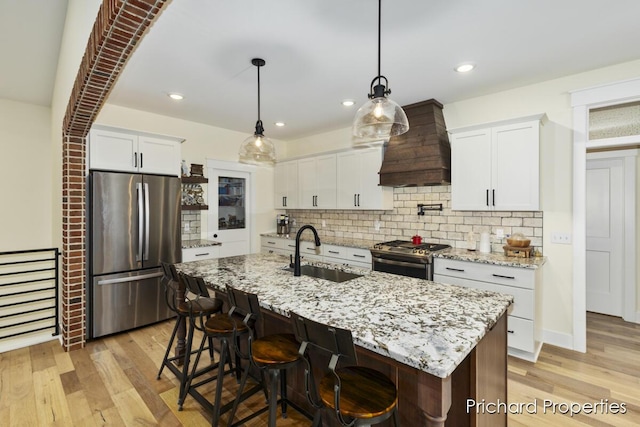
[161, 262, 181, 312]
[290, 312, 357, 367]
[181, 273, 209, 298]
[226, 286, 261, 328]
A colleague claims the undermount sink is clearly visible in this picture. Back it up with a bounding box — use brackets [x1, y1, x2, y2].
[284, 265, 363, 283]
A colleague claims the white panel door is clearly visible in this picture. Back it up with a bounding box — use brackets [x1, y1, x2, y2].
[89, 129, 137, 172]
[314, 154, 337, 209]
[492, 121, 539, 210]
[138, 135, 180, 176]
[274, 160, 298, 209]
[336, 150, 360, 208]
[208, 168, 251, 258]
[586, 158, 624, 316]
[297, 157, 317, 209]
[450, 129, 492, 210]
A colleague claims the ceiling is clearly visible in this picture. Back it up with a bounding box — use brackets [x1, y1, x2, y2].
[4, 0, 640, 141]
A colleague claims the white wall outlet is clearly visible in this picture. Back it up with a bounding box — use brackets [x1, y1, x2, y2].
[321, 220, 326, 228]
[184, 222, 190, 232]
[551, 232, 572, 244]
[496, 228, 504, 239]
[374, 220, 381, 231]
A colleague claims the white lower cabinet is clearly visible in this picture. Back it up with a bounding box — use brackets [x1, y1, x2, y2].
[260, 237, 371, 270]
[433, 257, 542, 361]
[182, 246, 220, 262]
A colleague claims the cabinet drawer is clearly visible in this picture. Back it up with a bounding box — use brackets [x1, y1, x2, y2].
[261, 237, 285, 250]
[182, 246, 220, 262]
[433, 274, 533, 319]
[262, 247, 290, 257]
[299, 243, 322, 256]
[434, 258, 535, 289]
[507, 316, 535, 353]
[324, 256, 371, 271]
[323, 244, 346, 258]
[346, 247, 371, 264]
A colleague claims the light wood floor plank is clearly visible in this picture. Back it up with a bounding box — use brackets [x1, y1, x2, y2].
[1, 312, 638, 426]
[32, 365, 72, 425]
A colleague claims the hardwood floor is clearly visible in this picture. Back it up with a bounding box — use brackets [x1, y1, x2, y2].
[1, 312, 638, 426]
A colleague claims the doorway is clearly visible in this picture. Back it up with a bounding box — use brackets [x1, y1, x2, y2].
[207, 160, 253, 258]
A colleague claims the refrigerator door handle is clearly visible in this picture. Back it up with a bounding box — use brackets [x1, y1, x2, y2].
[144, 182, 150, 261]
[136, 182, 144, 262]
[96, 271, 163, 285]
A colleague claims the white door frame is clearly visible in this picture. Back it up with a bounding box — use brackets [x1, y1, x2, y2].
[571, 77, 640, 352]
[206, 158, 257, 253]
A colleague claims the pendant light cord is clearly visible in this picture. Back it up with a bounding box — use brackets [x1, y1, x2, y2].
[377, 0, 381, 80]
[257, 64, 261, 122]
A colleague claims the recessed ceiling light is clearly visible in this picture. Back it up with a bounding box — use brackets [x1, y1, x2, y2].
[454, 63, 475, 73]
[341, 99, 356, 107]
[274, 122, 286, 127]
[168, 93, 184, 100]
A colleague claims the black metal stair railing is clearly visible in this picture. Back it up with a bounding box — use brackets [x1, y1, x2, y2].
[0, 248, 60, 341]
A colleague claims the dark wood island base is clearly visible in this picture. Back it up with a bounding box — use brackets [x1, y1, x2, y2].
[260, 306, 508, 427]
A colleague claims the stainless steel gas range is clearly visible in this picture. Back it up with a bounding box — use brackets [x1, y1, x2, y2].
[370, 240, 451, 280]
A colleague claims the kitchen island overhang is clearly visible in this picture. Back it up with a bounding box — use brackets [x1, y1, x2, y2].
[176, 253, 513, 427]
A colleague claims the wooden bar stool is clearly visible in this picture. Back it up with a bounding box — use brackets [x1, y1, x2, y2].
[155, 265, 224, 406]
[177, 273, 239, 412]
[290, 312, 399, 427]
[226, 286, 310, 427]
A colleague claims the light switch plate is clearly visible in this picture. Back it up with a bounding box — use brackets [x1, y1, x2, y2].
[551, 232, 571, 244]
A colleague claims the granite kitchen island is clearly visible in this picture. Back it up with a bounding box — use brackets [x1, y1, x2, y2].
[176, 253, 513, 427]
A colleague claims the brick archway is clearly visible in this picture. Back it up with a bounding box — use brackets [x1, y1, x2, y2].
[61, 0, 169, 351]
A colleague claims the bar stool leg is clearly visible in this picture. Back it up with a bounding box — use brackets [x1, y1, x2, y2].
[157, 315, 183, 379]
[227, 353, 252, 426]
[178, 321, 197, 409]
[211, 337, 229, 427]
[280, 369, 288, 418]
[268, 369, 280, 427]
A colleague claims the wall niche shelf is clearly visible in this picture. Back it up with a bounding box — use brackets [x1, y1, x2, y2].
[181, 176, 208, 210]
[181, 176, 208, 184]
[182, 204, 209, 211]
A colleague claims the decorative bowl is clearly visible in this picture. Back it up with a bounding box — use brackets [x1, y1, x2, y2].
[507, 232, 530, 247]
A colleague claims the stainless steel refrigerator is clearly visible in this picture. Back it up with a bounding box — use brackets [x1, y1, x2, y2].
[88, 171, 181, 338]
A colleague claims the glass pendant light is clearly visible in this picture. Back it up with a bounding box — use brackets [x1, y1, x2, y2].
[239, 58, 276, 166]
[353, 0, 409, 143]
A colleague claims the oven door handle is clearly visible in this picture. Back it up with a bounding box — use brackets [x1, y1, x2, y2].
[372, 257, 427, 269]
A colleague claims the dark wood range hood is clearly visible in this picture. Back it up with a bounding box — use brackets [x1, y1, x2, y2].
[379, 99, 451, 187]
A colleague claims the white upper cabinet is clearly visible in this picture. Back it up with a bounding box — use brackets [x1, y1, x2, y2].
[298, 154, 337, 209]
[274, 160, 299, 209]
[89, 125, 182, 176]
[337, 147, 393, 210]
[450, 114, 544, 211]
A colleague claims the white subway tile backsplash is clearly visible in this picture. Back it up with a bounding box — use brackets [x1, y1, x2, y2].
[286, 185, 544, 253]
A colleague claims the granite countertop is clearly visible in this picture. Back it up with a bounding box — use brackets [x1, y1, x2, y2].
[261, 232, 376, 250]
[175, 253, 513, 378]
[434, 248, 546, 269]
[181, 239, 222, 249]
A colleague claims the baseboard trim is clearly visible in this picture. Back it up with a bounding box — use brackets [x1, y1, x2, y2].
[542, 328, 575, 351]
[0, 333, 61, 354]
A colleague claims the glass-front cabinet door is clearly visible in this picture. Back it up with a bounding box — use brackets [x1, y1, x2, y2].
[217, 176, 245, 230]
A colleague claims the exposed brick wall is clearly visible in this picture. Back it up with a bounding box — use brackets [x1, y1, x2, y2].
[60, 0, 168, 351]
